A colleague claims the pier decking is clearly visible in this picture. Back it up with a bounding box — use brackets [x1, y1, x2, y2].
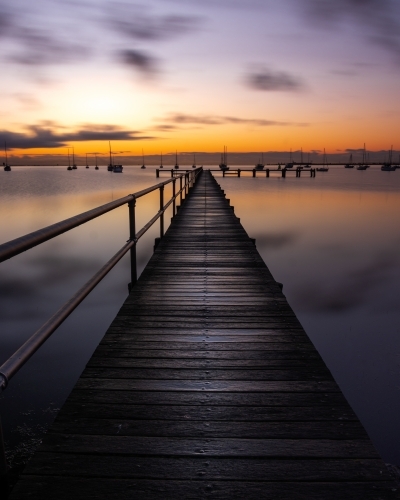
[9, 170, 399, 499]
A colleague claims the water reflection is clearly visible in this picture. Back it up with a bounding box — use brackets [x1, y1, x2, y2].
[0, 166, 170, 468]
[1, 165, 400, 469]
[219, 166, 400, 463]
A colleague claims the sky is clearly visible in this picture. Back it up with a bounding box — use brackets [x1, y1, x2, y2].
[1, 0, 400, 161]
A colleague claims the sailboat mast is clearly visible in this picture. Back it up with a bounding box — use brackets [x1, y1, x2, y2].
[68, 148, 70, 168]
[109, 141, 112, 166]
[4, 142, 7, 164]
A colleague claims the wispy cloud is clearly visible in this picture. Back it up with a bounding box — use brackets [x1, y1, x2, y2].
[1, 123, 154, 149]
[245, 67, 304, 92]
[155, 113, 308, 129]
[296, 0, 400, 64]
[119, 49, 159, 77]
[108, 4, 203, 42]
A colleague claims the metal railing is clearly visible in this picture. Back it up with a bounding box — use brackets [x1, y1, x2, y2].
[0, 167, 203, 475]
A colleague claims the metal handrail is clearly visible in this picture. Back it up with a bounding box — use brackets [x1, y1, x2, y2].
[0, 167, 203, 393]
[0, 176, 194, 264]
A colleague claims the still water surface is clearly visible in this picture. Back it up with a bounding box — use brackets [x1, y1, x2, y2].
[1, 165, 399, 465]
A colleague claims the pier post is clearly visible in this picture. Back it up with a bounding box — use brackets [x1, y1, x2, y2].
[282, 168, 286, 178]
[172, 179, 176, 216]
[180, 176, 183, 204]
[128, 198, 137, 289]
[160, 186, 164, 237]
[266, 168, 270, 178]
[252, 169, 256, 178]
[223, 170, 225, 177]
[170, 169, 174, 178]
[156, 169, 159, 178]
[238, 169, 241, 178]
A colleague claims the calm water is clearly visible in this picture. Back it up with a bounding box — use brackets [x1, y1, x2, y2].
[1, 165, 400, 467]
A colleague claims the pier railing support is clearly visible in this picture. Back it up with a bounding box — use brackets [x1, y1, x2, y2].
[252, 169, 256, 177]
[128, 198, 137, 289]
[266, 168, 270, 178]
[0, 415, 7, 479]
[238, 169, 241, 178]
[160, 185, 165, 237]
[172, 179, 176, 216]
[180, 177, 183, 204]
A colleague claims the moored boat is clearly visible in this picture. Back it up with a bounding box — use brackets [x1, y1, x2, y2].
[344, 153, 354, 168]
[316, 148, 329, 172]
[3, 142, 11, 171]
[255, 152, 264, 170]
[141, 149, 146, 169]
[219, 146, 229, 170]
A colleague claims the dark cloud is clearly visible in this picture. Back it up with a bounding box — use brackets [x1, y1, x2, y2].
[8, 29, 90, 66]
[108, 4, 202, 42]
[156, 113, 308, 129]
[1, 123, 154, 150]
[245, 67, 304, 92]
[297, 0, 400, 63]
[119, 49, 159, 77]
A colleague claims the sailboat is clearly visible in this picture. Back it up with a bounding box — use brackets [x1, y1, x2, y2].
[344, 153, 354, 168]
[316, 149, 329, 172]
[219, 146, 229, 170]
[141, 149, 146, 169]
[285, 149, 294, 168]
[3, 142, 11, 171]
[67, 148, 72, 170]
[357, 144, 368, 170]
[304, 152, 311, 169]
[94, 153, 99, 170]
[72, 148, 77, 169]
[174, 151, 179, 169]
[255, 152, 264, 170]
[107, 141, 114, 171]
[381, 146, 396, 171]
[86, 153, 89, 168]
[160, 152, 164, 168]
[192, 153, 196, 168]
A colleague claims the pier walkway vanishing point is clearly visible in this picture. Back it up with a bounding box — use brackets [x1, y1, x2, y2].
[9, 170, 399, 499]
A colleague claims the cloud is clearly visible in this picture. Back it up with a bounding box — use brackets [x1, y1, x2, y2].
[296, 0, 400, 63]
[245, 67, 304, 92]
[156, 113, 308, 129]
[119, 49, 159, 77]
[108, 4, 203, 42]
[0, 123, 154, 149]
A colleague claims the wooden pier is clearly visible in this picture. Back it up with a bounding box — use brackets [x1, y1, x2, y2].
[9, 170, 399, 499]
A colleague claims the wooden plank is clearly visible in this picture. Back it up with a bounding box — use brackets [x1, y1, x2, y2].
[9, 169, 399, 499]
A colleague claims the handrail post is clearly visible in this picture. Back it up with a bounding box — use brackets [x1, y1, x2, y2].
[0, 415, 7, 480]
[128, 197, 137, 290]
[180, 176, 183, 204]
[160, 185, 164, 237]
[172, 179, 176, 217]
